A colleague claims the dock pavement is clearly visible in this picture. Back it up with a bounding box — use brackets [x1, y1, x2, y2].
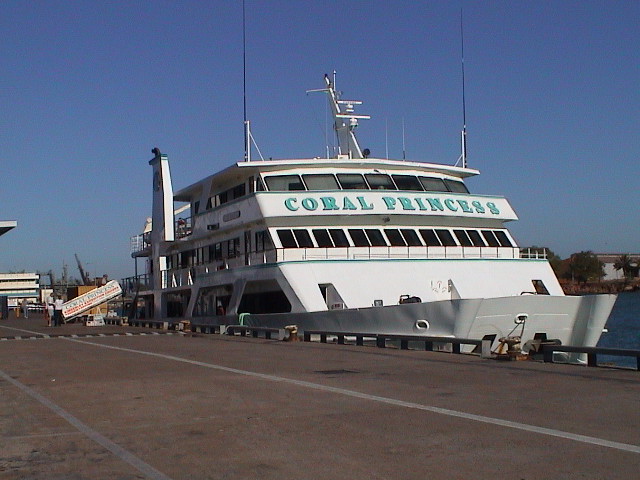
[1, 313, 639, 479]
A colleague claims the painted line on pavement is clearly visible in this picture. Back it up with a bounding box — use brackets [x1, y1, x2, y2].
[64, 337, 640, 455]
[0, 325, 174, 341]
[0, 368, 174, 480]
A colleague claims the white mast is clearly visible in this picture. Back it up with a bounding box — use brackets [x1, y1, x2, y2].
[308, 73, 370, 159]
[456, 8, 468, 169]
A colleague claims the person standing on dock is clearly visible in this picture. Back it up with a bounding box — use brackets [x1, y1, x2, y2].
[53, 296, 64, 327]
[46, 295, 54, 326]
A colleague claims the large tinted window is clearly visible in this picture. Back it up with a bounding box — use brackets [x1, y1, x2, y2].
[348, 229, 370, 246]
[277, 229, 297, 248]
[419, 177, 448, 192]
[420, 229, 442, 247]
[337, 174, 368, 190]
[365, 174, 396, 190]
[444, 179, 469, 193]
[329, 229, 350, 247]
[494, 231, 514, 247]
[435, 229, 457, 246]
[255, 230, 272, 251]
[227, 238, 240, 258]
[232, 183, 246, 199]
[467, 230, 486, 247]
[385, 229, 406, 246]
[401, 229, 423, 246]
[302, 174, 340, 190]
[293, 230, 314, 248]
[454, 230, 473, 247]
[481, 230, 500, 247]
[365, 229, 387, 246]
[392, 175, 424, 191]
[210, 243, 223, 260]
[312, 229, 333, 247]
[265, 175, 305, 191]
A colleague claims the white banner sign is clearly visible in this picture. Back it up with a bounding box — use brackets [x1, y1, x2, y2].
[62, 280, 122, 319]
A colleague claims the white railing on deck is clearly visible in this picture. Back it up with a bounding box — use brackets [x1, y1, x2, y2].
[154, 245, 549, 289]
[275, 245, 522, 261]
[130, 232, 151, 254]
[519, 248, 548, 260]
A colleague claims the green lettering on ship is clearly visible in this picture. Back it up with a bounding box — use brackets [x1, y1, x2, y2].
[471, 200, 485, 213]
[321, 197, 340, 210]
[415, 198, 429, 211]
[487, 202, 500, 214]
[282, 195, 505, 216]
[382, 197, 396, 210]
[343, 197, 357, 210]
[427, 198, 444, 211]
[457, 200, 473, 213]
[302, 198, 318, 210]
[357, 196, 374, 210]
[284, 198, 298, 211]
[398, 197, 416, 210]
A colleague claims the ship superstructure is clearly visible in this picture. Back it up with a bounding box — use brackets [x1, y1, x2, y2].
[125, 75, 615, 348]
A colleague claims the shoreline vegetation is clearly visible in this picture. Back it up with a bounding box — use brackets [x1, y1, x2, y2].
[524, 248, 639, 296]
[561, 279, 640, 295]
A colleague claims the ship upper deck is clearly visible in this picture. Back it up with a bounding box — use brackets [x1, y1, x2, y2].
[174, 157, 480, 202]
[131, 156, 516, 260]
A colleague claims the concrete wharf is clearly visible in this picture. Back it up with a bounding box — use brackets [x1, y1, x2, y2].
[1, 313, 639, 479]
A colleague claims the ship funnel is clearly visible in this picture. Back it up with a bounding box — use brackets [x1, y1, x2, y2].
[149, 148, 175, 243]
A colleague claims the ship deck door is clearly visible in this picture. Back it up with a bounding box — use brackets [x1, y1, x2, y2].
[319, 283, 347, 310]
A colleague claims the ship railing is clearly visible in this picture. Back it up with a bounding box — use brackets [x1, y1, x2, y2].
[302, 330, 491, 357]
[163, 268, 196, 288]
[275, 246, 522, 261]
[130, 232, 151, 254]
[175, 216, 193, 239]
[540, 344, 640, 371]
[157, 245, 533, 287]
[161, 259, 241, 288]
[121, 274, 151, 295]
[519, 248, 548, 259]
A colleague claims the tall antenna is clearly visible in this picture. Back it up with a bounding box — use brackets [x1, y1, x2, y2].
[243, 0, 249, 161]
[385, 118, 389, 159]
[458, 8, 468, 168]
[402, 117, 406, 160]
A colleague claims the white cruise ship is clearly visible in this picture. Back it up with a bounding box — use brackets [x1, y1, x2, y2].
[125, 74, 616, 349]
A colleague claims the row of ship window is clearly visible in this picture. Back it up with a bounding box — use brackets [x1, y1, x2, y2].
[259, 173, 469, 193]
[166, 227, 514, 270]
[278, 227, 513, 249]
[195, 173, 468, 216]
[167, 232, 271, 269]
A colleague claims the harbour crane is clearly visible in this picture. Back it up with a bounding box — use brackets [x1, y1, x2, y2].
[74, 254, 91, 286]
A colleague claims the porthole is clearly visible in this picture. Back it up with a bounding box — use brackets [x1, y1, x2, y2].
[415, 319, 430, 330]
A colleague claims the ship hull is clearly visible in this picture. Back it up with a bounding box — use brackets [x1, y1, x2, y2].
[191, 293, 617, 349]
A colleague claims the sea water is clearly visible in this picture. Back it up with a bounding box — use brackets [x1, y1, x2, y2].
[596, 291, 640, 368]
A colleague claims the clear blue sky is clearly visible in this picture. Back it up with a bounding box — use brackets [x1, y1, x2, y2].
[1, 1, 638, 281]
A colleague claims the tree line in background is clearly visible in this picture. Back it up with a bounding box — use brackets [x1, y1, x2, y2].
[524, 247, 639, 285]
